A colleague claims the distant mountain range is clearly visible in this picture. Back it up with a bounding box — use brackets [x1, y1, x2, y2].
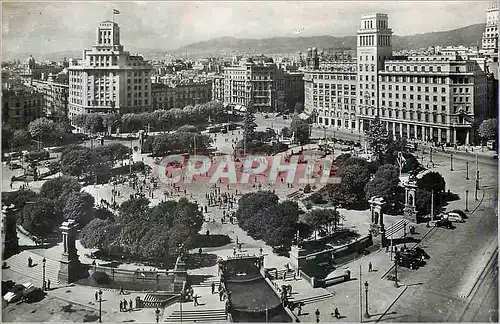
[168, 23, 486, 58]
[7, 23, 485, 62]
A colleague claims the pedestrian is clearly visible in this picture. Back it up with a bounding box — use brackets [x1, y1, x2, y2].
[193, 294, 199, 306]
[211, 282, 216, 294]
[297, 303, 302, 316]
[43, 280, 46, 291]
[47, 279, 51, 290]
[119, 285, 125, 295]
[368, 262, 373, 272]
[238, 243, 242, 251]
[236, 236, 238, 244]
[95, 291, 98, 301]
[120, 300, 123, 312]
[219, 289, 223, 301]
[123, 299, 128, 311]
[233, 247, 236, 256]
[129, 299, 133, 311]
[259, 247, 263, 255]
[334, 307, 340, 319]
[198, 248, 202, 255]
[315, 309, 320, 323]
[28, 256, 32, 267]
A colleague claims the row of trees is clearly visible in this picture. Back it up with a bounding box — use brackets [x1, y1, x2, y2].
[2, 117, 79, 151]
[59, 143, 130, 180]
[72, 101, 227, 134]
[2, 176, 95, 239]
[80, 197, 203, 263]
[142, 132, 212, 157]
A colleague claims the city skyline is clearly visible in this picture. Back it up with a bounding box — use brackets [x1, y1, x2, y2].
[2, 1, 491, 60]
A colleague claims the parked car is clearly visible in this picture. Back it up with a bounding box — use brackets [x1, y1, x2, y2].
[283, 115, 288, 120]
[411, 247, 430, 260]
[3, 283, 36, 303]
[435, 218, 454, 229]
[449, 209, 468, 220]
[395, 251, 425, 270]
[9, 163, 22, 170]
[443, 212, 465, 223]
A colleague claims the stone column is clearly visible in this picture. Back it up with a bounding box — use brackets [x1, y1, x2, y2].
[453, 128, 457, 145]
[438, 128, 442, 143]
[465, 130, 470, 145]
[58, 219, 85, 284]
[392, 122, 396, 137]
[446, 129, 451, 144]
[406, 124, 410, 139]
[399, 123, 403, 138]
[422, 127, 426, 141]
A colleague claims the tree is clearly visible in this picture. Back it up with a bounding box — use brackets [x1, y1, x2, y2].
[365, 116, 393, 163]
[417, 171, 446, 193]
[62, 191, 95, 226]
[336, 164, 371, 207]
[121, 113, 142, 132]
[28, 117, 55, 143]
[365, 164, 401, 211]
[22, 197, 62, 238]
[85, 113, 104, 133]
[281, 127, 292, 138]
[118, 196, 151, 223]
[478, 118, 497, 142]
[102, 113, 121, 134]
[60, 146, 95, 178]
[177, 125, 199, 133]
[12, 129, 30, 148]
[80, 218, 122, 249]
[243, 108, 257, 141]
[40, 176, 82, 205]
[72, 114, 87, 129]
[304, 208, 342, 237]
[294, 102, 304, 114]
[290, 115, 310, 144]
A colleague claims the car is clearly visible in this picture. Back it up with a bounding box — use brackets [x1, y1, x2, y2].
[3, 283, 36, 303]
[412, 247, 430, 260]
[272, 245, 289, 257]
[276, 113, 282, 117]
[435, 218, 454, 229]
[9, 163, 22, 170]
[264, 114, 269, 119]
[283, 115, 288, 120]
[341, 147, 351, 152]
[444, 212, 465, 223]
[450, 209, 468, 220]
[395, 252, 424, 270]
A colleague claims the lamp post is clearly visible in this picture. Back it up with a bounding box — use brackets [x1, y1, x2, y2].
[393, 257, 399, 288]
[465, 189, 469, 212]
[403, 222, 407, 249]
[155, 308, 160, 323]
[98, 289, 102, 323]
[466, 161, 469, 180]
[429, 147, 433, 163]
[450, 154, 454, 171]
[42, 257, 46, 290]
[364, 281, 370, 318]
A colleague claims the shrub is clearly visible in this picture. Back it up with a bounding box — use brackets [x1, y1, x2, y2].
[90, 271, 111, 285]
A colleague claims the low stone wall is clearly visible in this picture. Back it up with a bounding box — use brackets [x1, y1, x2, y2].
[83, 265, 183, 292]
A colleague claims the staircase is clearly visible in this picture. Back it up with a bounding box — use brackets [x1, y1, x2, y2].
[192, 277, 220, 289]
[3, 251, 60, 287]
[294, 293, 333, 305]
[384, 219, 412, 239]
[164, 308, 228, 323]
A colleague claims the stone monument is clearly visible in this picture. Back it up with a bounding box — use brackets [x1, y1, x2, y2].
[403, 176, 418, 222]
[58, 219, 85, 284]
[369, 197, 387, 246]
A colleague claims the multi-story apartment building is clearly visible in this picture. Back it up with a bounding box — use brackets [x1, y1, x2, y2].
[151, 81, 212, 111]
[212, 75, 224, 102]
[223, 58, 285, 112]
[2, 88, 43, 128]
[378, 55, 487, 145]
[68, 21, 152, 122]
[481, 1, 498, 60]
[31, 77, 69, 121]
[356, 13, 393, 132]
[284, 71, 305, 112]
[304, 61, 358, 130]
[304, 12, 492, 145]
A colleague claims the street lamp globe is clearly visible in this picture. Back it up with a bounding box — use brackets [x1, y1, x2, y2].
[364, 281, 369, 291]
[98, 289, 102, 298]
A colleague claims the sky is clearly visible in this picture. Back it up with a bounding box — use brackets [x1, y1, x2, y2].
[2, 0, 491, 60]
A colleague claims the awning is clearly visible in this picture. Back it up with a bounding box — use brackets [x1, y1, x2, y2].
[298, 112, 310, 120]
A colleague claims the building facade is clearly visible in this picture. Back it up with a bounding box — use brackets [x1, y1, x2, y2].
[2, 88, 43, 128]
[378, 56, 487, 145]
[223, 59, 285, 112]
[151, 81, 212, 111]
[304, 12, 492, 145]
[284, 71, 304, 112]
[68, 21, 153, 121]
[303, 62, 357, 130]
[212, 75, 224, 102]
[31, 78, 69, 121]
[481, 1, 498, 60]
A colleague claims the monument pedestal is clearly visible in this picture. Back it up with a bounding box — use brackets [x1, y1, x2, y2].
[403, 179, 418, 223]
[368, 197, 387, 247]
[58, 220, 86, 284]
[289, 245, 308, 272]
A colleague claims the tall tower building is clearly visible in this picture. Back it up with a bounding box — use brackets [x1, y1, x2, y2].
[356, 13, 393, 131]
[68, 21, 152, 122]
[481, 1, 498, 61]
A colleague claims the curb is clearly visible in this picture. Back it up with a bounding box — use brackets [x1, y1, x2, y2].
[375, 286, 408, 323]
